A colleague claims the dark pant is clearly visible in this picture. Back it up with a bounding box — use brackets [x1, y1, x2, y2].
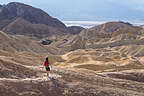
[45, 66, 50, 71]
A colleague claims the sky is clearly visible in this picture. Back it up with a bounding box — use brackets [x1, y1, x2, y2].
[0, 0, 144, 21]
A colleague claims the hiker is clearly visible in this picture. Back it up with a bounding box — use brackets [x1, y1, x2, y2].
[43, 57, 51, 77]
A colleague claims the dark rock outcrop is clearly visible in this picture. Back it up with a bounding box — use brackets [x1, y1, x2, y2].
[41, 40, 53, 45]
[0, 4, 2, 8]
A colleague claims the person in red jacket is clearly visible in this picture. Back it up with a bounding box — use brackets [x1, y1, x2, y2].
[44, 57, 51, 77]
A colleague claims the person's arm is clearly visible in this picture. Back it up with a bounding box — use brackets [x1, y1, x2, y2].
[40, 61, 45, 69]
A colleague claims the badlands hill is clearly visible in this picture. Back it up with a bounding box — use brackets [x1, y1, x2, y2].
[0, 2, 79, 38]
[64, 21, 144, 56]
[0, 2, 66, 28]
[80, 21, 142, 45]
[45, 21, 144, 55]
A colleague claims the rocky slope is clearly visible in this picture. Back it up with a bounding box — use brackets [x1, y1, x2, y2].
[0, 49, 144, 96]
[0, 31, 50, 53]
[0, 30, 77, 55]
[0, 57, 37, 78]
[2, 17, 68, 38]
[0, 60, 144, 96]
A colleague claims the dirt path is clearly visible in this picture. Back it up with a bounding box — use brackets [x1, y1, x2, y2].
[0, 73, 61, 82]
[0, 65, 62, 82]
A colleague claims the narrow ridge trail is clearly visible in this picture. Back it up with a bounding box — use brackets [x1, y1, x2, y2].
[0, 65, 62, 82]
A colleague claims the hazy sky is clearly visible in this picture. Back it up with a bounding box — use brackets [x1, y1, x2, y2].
[0, 0, 144, 21]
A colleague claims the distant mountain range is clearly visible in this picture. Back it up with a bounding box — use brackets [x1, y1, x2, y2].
[63, 21, 144, 28]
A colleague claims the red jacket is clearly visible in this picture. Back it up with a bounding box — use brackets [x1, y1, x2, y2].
[44, 61, 49, 66]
